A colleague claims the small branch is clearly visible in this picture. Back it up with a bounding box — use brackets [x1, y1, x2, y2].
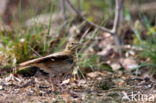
[65, 0, 112, 34]
[65, 0, 82, 17]
[111, 0, 123, 34]
[60, 0, 68, 21]
[65, 0, 123, 35]
[65, 0, 123, 55]
[29, 46, 41, 57]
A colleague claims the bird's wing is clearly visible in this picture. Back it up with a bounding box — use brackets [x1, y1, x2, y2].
[19, 52, 71, 67]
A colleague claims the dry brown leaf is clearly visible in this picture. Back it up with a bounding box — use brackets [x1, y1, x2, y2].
[120, 57, 139, 71]
[110, 63, 121, 71]
[87, 71, 111, 79]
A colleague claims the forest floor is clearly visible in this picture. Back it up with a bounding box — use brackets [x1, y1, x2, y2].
[0, 67, 156, 103]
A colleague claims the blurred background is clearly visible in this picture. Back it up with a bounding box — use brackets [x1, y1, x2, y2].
[0, 0, 156, 75]
[0, 0, 156, 102]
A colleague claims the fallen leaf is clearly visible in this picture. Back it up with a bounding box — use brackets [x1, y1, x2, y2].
[0, 85, 3, 90]
[87, 71, 110, 79]
[120, 58, 139, 71]
[61, 79, 70, 85]
[110, 63, 121, 71]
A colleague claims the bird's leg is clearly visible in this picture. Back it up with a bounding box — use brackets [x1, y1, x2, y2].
[63, 73, 70, 80]
[73, 66, 80, 80]
[49, 74, 55, 91]
[74, 66, 86, 81]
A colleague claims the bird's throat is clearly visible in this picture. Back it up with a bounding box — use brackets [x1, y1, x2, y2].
[63, 49, 76, 55]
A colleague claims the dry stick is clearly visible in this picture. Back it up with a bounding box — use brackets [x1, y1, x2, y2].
[29, 46, 42, 57]
[60, 0, 68, 21]
[112, 0, 122, 34]
[65, 0, 123, 54]
[111, 0, 123, 55]
[65, 0, 112, 34]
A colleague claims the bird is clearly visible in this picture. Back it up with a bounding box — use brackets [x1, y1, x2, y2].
[18, 39, 79, 76]
[17, 39, 80, 90]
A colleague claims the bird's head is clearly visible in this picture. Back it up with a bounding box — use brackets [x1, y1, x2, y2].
[65, 40, 80, 53]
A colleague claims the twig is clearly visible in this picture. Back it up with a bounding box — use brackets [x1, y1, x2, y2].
[29, 46, 41, 57]
[111, 0, 123, 34]
[65, 0, 123, 37]
[65, 0, 112, 34]
[65, 0, 123, 54]
[80, 28, 90, 42]
[60, 0, 68, 21]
